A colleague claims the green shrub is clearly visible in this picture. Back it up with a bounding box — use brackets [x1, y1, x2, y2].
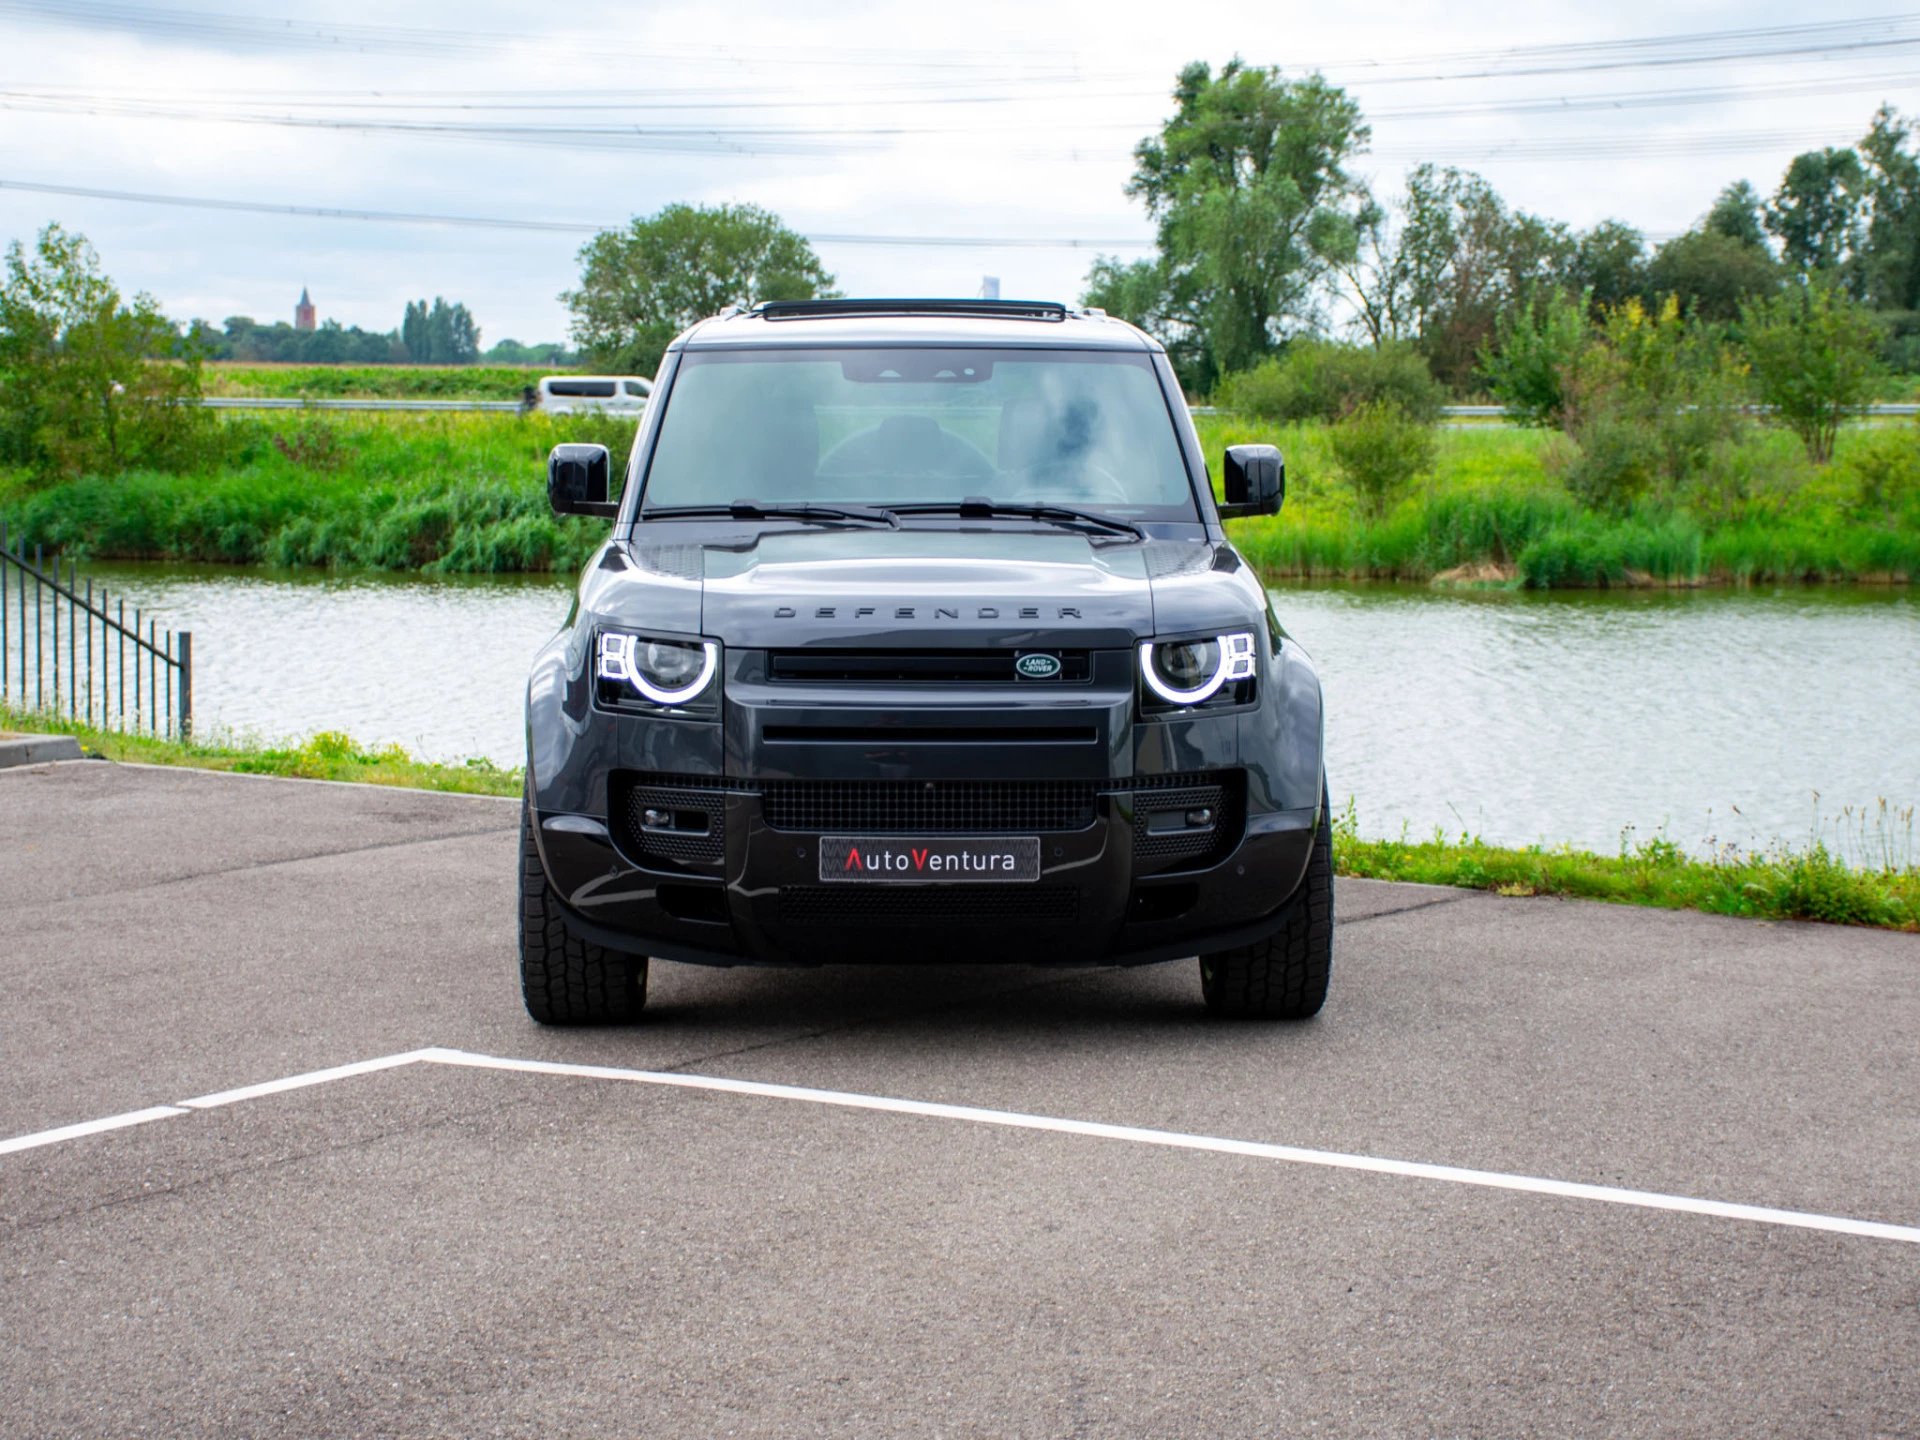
[1557, 297, 1747, 510]
[1215, 340, 1442, 424]
[1482, 287, 1589, 426]
[0, 223, 215, 477]
[1561, 415, 1662, 515]
[1679, 431, 1810, 525]
[1327, 400, 1437, 518]
[1834, 425, 1920, 512]
[1740, 283, 1883, 464]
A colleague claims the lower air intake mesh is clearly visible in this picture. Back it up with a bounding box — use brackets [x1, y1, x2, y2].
[763, 779, 1097, 834]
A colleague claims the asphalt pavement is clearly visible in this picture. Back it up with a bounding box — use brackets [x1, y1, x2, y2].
[3, 759, 1917, 1438]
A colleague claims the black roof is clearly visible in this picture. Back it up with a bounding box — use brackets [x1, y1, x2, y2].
[677, 298, 1154, 352]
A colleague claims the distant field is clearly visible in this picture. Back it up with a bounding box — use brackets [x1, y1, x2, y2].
[200, 364, 563, 401]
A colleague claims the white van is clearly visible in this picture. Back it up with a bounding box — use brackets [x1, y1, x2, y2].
[535, 375, 652, 415]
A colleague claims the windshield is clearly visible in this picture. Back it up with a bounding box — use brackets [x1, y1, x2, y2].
[639, 347, 1198, 521]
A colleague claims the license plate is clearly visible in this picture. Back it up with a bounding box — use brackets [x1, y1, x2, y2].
[819, 836, 1041, 883]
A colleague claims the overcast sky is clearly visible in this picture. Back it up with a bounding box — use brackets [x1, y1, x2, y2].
[0, 0, 1910, 346]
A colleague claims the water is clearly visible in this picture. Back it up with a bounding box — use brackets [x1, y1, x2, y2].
[38, 563, 574, 770]
[39, 563, 1920, 858]
[1269, 582, 1919, 859]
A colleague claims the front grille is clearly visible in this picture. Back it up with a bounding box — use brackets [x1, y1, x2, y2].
[768, 649, 1092, 685]
[612, 777, 726, 869]
[779, 885, 1080, 926]
[763, 778, 1098, 834]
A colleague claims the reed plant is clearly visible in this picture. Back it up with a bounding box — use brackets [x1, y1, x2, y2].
[0, 408, 1914, 585]
[0, 411, 635, 574]
[1195, 413, 1919, 587]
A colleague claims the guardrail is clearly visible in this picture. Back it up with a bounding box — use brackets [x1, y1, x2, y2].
[1, 524, 192, 738]
[194, 397, 1920, 419]
[200, 396, 524, 413]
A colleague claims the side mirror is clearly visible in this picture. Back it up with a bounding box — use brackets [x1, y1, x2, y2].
[548, 443, 617, 518]
[1219, 444, 1283, 518]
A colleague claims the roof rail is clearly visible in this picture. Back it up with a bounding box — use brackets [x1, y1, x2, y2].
[753, 298, 1070, 323]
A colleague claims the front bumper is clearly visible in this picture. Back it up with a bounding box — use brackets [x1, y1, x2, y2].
[527, 637, 1325, 967]
[535, 773, 1319, 968]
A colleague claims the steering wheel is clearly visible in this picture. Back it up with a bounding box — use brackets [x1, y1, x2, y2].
[1006, 458, 1130, 505]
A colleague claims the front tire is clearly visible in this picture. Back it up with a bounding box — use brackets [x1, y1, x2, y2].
[519, 786, 647, 1025]
[1199, 785, 1334, 1020]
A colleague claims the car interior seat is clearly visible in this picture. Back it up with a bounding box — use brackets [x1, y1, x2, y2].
[818, 414, 995, 497]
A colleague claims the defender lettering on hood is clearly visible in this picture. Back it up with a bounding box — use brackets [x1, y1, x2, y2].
[772, 605, 1085, 620]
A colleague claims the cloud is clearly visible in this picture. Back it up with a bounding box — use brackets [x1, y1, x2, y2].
[0, 0, 1904, 341]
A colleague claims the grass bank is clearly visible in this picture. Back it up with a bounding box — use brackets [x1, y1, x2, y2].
[0, 411, 633, 573]
[1333, 803, 1917, 932]
[8, 707, 1914, 931]
[1, 705, 521, 796]
[2, 410, 1914, 585]
[1194, 415, 1920, 587]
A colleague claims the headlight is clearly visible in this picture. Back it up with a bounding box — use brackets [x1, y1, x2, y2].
[1139, 630, 1257, 706]
[597, 631, 719, 706]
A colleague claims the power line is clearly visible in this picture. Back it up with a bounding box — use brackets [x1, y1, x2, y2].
[8, 64, 1916, 121]
[3, 78, 1907, 161]
[1370, 70, 1920, 123]
[6, 64, 1913, 132]
[0, 0, 1094, 70]
[3, 0, 1918, 85]
[1368, 126, 1863, 164]
[0, 177, 1157, 249]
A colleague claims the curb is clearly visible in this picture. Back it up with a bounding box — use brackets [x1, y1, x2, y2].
[0, 734, 85, 769]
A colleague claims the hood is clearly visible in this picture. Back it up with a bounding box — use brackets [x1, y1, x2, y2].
[588, 528, 1259, 648]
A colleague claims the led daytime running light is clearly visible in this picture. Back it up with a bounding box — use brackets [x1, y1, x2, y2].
[597, 632, 720, 706]
[1139, 631, 1257, 705]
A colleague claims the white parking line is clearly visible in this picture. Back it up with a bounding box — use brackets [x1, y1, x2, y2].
[5, 1045, 1919, 1248]
[0, 1104, 188, 1157]
[177, 1050, 442, 1110]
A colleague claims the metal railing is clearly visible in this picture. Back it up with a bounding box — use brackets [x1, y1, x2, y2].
[0, 524, 193, 739]
[199, 395, 523, 413]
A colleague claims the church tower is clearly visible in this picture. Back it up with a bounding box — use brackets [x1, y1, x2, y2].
[295, 287, 316, 331]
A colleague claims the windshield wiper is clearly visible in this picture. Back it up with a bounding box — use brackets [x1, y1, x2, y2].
[893, 498, 1145, 541]
[642, 501, 900, 529]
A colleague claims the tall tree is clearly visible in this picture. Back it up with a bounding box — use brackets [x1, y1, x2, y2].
[306, 319, 346, 364]
[1124, 59, 1369, 389]
[1331, 194, 1401, 347]
[1705, 180, 1770, 250]
[401, 299, 428, 363]
[1392, 166, 1518, 385]
[1570, 220, 1649, 314]
[564, 203, 834, 374]
[1337, 164, 1572, 389]
[1767, 147, 1868, 287]
[1859, 106, 1920, 312]
[1080, 253, 1211, 388]
[1646, 229, 1780, 321]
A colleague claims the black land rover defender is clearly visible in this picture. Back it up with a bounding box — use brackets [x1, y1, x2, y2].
[522, 299, 1331, 1023]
